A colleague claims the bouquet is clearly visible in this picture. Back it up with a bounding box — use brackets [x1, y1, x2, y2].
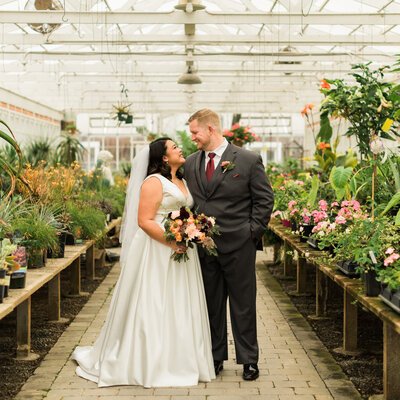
[163, 206, 220, 262]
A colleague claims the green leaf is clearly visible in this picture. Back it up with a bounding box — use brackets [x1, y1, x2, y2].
[395, 208, 400, 226]
[388, 156, 400, 192]
[381, 191, 400, 216]
[316, 111, 333, 143]
[307, 174, 319, 208]
[330, 166, 353, 189]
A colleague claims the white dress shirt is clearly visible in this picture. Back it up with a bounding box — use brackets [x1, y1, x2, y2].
[204, 139, 229, 172]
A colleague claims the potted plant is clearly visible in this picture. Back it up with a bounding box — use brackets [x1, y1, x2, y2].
[12, 205, 60, 268]
[112, 102, 132, 124]
[222, 123, 259, 147]
[0, 238, 20, 300]
[378, 247, 400, 313]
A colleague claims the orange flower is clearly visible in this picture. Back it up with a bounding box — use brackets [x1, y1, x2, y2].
[176, 233, 182, 242]
[318, 142, 331, 150]
[320, 79, 331, 89]
[301, 104, 315, 116]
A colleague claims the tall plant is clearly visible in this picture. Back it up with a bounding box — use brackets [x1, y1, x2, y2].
[0, 121, 23, 211]
[319, 63, 400, 158]
[55, 133, 84, 166]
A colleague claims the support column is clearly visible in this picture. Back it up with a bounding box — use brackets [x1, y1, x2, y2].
[16, 297, 39, 360]
[48, 274, 69, 323]
[283, 239, 294, 277]
[70, 257, 81, 296]
[384, 322, 400, 400]
[85, 244, 95, 280]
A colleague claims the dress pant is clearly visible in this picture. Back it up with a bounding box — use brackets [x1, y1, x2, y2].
[199, 237, 258, 364]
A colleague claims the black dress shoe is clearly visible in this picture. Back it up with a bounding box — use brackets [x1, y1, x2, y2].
[214, 360, 224, 376]
[243, 363, 259, 380]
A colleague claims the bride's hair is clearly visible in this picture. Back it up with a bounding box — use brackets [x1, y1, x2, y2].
[147, 137, 183, 180]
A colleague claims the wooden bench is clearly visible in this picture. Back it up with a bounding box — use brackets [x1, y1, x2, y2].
[0, 217, 121, 360]
[268, 221, 400, 400]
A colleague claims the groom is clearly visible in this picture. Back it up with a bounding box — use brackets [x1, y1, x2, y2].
[184, 109, 274, 381]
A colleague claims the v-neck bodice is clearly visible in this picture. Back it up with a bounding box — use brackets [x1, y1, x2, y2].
[144, 174, 194, 226]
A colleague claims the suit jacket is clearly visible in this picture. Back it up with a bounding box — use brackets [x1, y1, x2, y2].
[184, 143, 274, 254]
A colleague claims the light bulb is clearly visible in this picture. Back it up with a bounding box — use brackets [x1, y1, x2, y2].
[186, 2, 194, 13]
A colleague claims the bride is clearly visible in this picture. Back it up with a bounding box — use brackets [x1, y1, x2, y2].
[72, 138, 215, 387]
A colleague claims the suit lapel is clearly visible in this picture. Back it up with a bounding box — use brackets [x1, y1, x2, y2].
[193, 150, 206, 193]
[206, 143, 237, 198]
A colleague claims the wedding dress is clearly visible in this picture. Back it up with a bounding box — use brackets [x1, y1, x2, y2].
[72, 174, 215, 387]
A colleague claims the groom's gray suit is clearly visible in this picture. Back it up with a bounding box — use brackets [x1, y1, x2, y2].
[184, 143, 274, 364]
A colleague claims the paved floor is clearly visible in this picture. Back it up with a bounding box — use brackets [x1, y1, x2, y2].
[16, 249, 361, 400]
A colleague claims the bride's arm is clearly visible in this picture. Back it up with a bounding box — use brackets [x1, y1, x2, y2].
[138, 177, 185, 253]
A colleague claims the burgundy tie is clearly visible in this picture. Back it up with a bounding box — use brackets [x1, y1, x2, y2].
[206, 152, 216, 182]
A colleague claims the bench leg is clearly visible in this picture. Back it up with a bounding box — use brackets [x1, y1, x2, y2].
[316, 268, 328, 317]
[86, 244, 95, 280]
[48, 274, 69, 323]
[16, 297, 39, 360]
[71, 257, 81, 296]
[283, 239, 294, 277]
[297, 256, 307, 294]
[384, 322, 400, 400]
[48, 274, 60, 321]
[339, 289, 360, 355]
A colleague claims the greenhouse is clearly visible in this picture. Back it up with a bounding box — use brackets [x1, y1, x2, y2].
[1, 1, 400, 399]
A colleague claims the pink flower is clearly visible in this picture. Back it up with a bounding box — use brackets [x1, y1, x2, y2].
[303, 215, 310, 224]
[318, 200, 328, 211]
[331, 202, 339, 207]
[335, 216, 346, 224]
[185, 224, 201, 240]
[272, 210, 282, 218]
[290, 208, 299, 215]
[171, 210, 180, 219]
[288, 200, 297, 210]
[294, 180, 304, 185]
[386, 247, 395, 255]
[231, 123, 240, 130]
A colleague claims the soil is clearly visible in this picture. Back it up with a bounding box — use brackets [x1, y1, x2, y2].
[266, 258, 383, 400]
[0, 252, 115, 400]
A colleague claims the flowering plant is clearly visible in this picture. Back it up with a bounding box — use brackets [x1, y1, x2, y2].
[0, 238, 20, 272]
[222, 123, 259, 147]
[163, 206, 220, 262]
[221, 161, 234, 173]
[378, 247, 400, 291]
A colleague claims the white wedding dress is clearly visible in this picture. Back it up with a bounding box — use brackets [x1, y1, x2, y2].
[72, 174, 215, 387]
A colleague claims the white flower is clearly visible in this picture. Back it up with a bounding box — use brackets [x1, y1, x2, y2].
[97, 150, 114, 163]
[171, 210, 180, 219]
[345, 228, 351, 234]
[208, 217, 215, 226]
[370, 135, 384, 154]
[318, 231, 325, 236]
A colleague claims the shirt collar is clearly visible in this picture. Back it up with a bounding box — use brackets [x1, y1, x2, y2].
[205, 139, 229, 158]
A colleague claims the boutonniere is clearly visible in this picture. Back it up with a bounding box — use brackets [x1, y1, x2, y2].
[221, 161, 235, 174]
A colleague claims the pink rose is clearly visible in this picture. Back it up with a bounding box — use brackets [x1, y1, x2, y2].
[171, 210, 180, 219]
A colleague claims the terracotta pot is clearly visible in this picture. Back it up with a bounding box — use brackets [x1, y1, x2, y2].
[282, 219, 291, 227]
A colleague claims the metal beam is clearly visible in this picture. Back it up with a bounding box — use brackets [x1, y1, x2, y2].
[1, 52, 394, 63]
[2, 33, 400, 46]
[1, 11, 400, 25]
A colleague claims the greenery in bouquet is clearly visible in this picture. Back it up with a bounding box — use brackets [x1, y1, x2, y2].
[222, 123, 259, 147]
[163, 206, 220, 262]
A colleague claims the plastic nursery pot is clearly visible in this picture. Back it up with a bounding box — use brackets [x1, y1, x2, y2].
[362, 269, 381, 297]
[299, 224, 314, 243]
[379, 287, 400, 314]
[290, 220, 298, 232]
[47, 232, 67, 259]
[10, 271, 26, 289]
[65, 232, 75, 245]
[282, 219, 291, 227]
[28, 249, 45, 269]
[336, 260, 360, 277]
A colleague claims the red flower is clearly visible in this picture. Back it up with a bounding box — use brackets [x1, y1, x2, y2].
[231, 123, 241, 130]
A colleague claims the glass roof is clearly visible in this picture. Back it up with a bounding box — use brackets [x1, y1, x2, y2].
[0, 0, 399, 115]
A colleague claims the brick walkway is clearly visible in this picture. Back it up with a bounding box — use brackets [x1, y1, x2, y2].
[16, 250, 362, 400]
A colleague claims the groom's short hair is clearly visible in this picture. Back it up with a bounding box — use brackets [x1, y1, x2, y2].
[188, 109, 221, 131]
